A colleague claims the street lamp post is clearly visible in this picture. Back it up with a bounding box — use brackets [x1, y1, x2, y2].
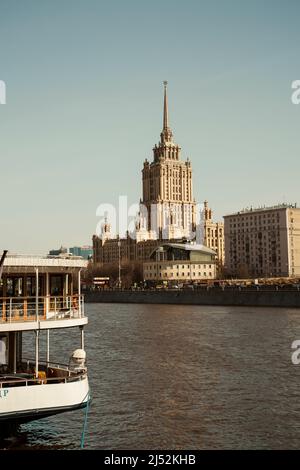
[118, 240, 121, 288]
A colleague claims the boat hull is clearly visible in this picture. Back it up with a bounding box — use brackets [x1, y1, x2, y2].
[0, 376, 90, 424]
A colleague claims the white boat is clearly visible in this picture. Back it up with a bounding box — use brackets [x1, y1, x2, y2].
[0, 252, 90, 426]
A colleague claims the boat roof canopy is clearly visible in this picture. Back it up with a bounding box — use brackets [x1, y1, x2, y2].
[3, 254, 87, 274]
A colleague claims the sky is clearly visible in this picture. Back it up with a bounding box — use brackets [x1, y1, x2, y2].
[0, 0, 300, 253]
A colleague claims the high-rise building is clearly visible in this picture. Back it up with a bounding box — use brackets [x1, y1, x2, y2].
[224, 203, 300, 278]
[140, 81, 196, 240]
[93, 83, 200, 266]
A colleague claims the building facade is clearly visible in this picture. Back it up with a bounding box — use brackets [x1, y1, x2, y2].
[198, 200, 224, 273]
[224, 203, 300, 278]
[143, 243, 216, 283]
[92, 218, 162, 265]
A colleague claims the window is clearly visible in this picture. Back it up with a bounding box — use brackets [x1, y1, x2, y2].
[6, 277, 24, 297]
[0, 336, 7, 365]
[50, 275, 63, 296]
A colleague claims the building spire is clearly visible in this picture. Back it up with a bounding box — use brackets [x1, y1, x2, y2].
[163, 81, 168, 130]
[161, 81, 173, 143]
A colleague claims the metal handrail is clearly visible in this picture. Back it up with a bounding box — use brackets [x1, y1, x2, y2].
[23, 358, 71, 371]
[0, 373, 86, 388]
[0, 294, 85, 323]
[0, 294, 80, 301]
[0, 358, 87, 388]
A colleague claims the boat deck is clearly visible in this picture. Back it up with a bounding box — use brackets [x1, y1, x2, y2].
[0, 361, 86, 388]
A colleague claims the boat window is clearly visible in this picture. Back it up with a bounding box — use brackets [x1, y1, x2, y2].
[6, 277, 13, 296]
[0, 335, 7, 365]
[26, 277, 34, 296]
[50, 275, 63, 296]
[26, 276, 43, 297]
[6, 277, 23, 297]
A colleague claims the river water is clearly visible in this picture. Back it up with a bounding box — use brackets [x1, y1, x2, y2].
[2, 303, 300, 450]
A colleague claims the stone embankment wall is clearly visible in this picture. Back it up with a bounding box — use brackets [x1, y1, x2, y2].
[85, 288, 300, 308]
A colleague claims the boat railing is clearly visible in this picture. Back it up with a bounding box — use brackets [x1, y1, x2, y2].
[0, 359, 87, 388]
[0, 372, 86, 388]
[0, 294, 85, 323]
[23, 358, 72, 373]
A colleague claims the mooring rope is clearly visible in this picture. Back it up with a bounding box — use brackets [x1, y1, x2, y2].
[80, 391, 91, 449]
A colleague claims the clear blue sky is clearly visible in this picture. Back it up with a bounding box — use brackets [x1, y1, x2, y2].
[0, 0, 299, 253]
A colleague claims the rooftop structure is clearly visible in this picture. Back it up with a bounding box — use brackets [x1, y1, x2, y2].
[225, 203, 297, 216]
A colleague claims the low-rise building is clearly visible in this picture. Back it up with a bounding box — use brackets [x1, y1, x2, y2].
[143, 243, 216, 283]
